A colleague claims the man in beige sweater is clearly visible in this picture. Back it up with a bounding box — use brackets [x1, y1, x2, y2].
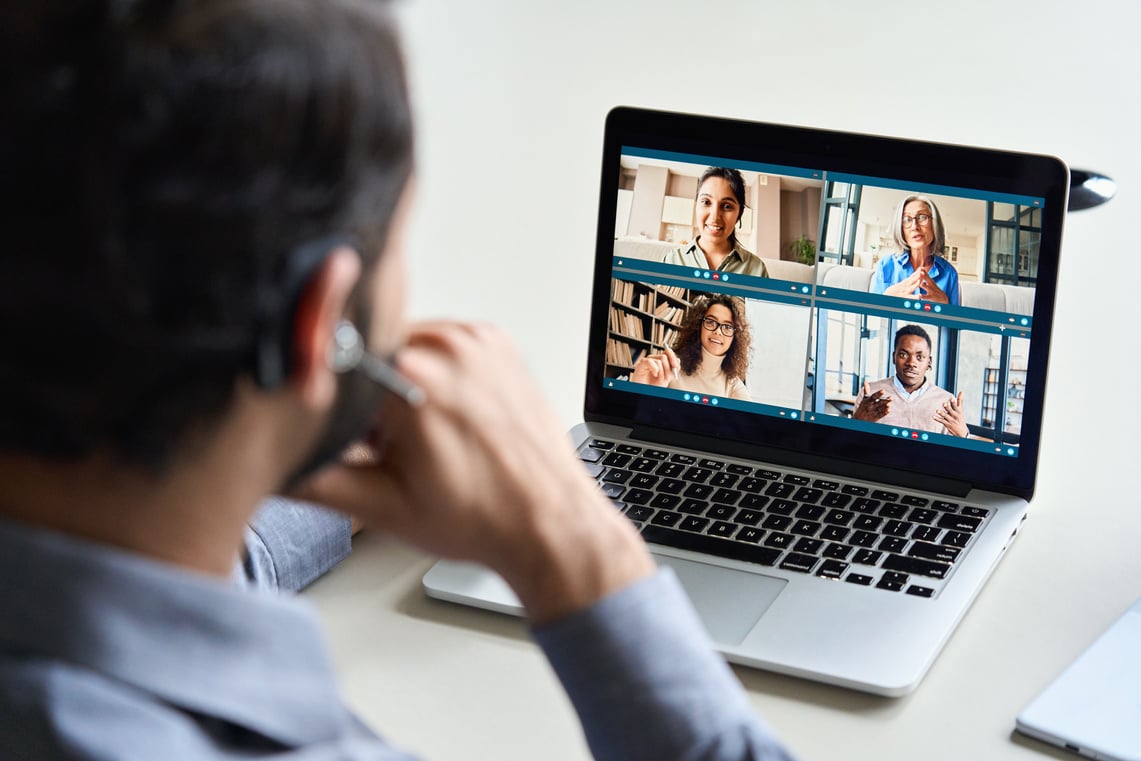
[852, 324, 968, 437]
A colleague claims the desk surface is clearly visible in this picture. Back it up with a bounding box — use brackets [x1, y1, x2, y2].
[306, 2, 1141, 759]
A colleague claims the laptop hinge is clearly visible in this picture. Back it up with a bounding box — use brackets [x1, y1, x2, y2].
[628, 424, 973, 499]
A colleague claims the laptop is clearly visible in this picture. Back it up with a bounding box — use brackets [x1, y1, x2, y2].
[1015, 597, 1141, 761]
[424, 106, 1069, 696]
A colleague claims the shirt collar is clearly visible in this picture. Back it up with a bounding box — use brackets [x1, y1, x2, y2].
[892, 374, 929, 401]
[690, 237, 746, 265]
[0, 518, 350, 747]
[894, 250, 944, 277]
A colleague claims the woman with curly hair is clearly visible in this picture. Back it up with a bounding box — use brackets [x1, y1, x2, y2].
[631, 293, 752, 401]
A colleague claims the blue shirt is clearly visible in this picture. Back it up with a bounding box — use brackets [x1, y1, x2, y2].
[870, 251, 961, 305]
[0, 508, 798, 761]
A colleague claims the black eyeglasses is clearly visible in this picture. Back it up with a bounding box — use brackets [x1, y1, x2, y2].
[701, 317, 736, 336]
[902, 213, 932, 228]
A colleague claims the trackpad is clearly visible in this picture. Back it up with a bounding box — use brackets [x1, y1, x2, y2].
[655, 553, 786, 646]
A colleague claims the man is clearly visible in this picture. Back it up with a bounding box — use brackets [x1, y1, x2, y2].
[0, 2, 796, 759]
[852, 325, 968, 437]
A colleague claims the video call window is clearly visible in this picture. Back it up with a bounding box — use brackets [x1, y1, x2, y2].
[604, 148, 1043, 458]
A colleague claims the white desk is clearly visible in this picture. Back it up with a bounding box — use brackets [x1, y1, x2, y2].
[306, 2, 1141, 759]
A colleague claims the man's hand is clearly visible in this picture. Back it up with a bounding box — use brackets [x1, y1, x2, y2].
[934, 391, 969, 437]
[852, 381, 891, 423]
[291, 321, 654, 625]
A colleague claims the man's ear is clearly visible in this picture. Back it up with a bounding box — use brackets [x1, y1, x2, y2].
[289, 245, 362, 408]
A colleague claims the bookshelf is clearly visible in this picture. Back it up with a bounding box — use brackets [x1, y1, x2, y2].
[980, 366, 1027, 435]
[605, 279, 691, 378]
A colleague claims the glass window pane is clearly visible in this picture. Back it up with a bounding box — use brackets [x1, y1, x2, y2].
[992, 202, 1016, 222]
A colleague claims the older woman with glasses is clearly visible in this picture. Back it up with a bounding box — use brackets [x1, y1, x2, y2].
[630, 293, 753, 401]
[870, 194, 961, 305]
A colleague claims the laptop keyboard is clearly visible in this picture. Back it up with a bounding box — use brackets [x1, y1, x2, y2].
[580, 437, 992, 599]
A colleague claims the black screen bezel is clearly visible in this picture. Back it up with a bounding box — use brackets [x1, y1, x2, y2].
[584, 107, 1069, 501]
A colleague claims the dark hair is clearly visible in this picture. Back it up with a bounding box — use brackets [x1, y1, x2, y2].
[671, 293, 752, 382]
[696, 167, 748, 247]
[894, 324, 932, 352]
[0, 0, 414, 469]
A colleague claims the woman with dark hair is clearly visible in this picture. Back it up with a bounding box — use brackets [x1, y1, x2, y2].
[661, 167, 769, 277]
[631, 293, 753, 401]
[870, 194, 961, 305]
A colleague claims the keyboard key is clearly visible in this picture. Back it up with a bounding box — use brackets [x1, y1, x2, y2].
[767, 499, 796, 515]
[820, 525, 850, 542]
[683, 483, 713, 500]
[737, 527, 765, 544]
[942, 531, 971, 547]
[872, 489, 899, 502]
[931, 500, 959, 512]
[677, 498, 708, 515]
[763, 532, 794, 550]
[765, 482, 796, 498]
[650, 493, 681, 510]
[795, 504, 826, 521]
[879, 503, 908, 519]
[738, 477, 767, 493]
[706, 504, 736, 521]
[762, 514, 792, 531]
[726, 463, 753, 475]
[579, 446, 606, 463]
[683, 467, 713, 483]
[588, 439, 615, 450]
[679, 516, 710, 533]
[813, 479, 840, 491]
[630, 458, 659, 473]
[616, 444, 642, 455]
[883, 520, 914, 537]
[878, 536, 908, 554]
[817, 559, 848, 579]
[739, 494, 770, 510]
[600, 483, 625, 500]
[707, 521, 737, 538]
[962, 506, 990, 518]
[602, 469, 632, 484]
[852, 549, 882, 566]
[734, 509, 764, 526]
[912, 525, 942, 543]
[877, 572, 909, 591]
[909, 541, 962, 564]
[849, 530, 878, 547]
[793, 487, 824, 504]
[908, 508, 938, 525]
[881, 554, 950, 579]
[851, 498, 881, 513]
[602, 452, 632, 467]
[901, 495, 929, 507]
[841, 484, 869, 496]
[853, 515, 883, 532]
[780, 553, 818, 573]
[791, 519, 822, 537]
[624, 488, 653, 505]
[641, 525, 780, 567]
[824, 543, 853, 560]
[845, 573, 873, 586]
[937, 513, 983, 533]
[755, 469, 783, 480]
[629, 473, 659, 489]
[698, 458, 725, 470]
[670, 454, 697, 465]
[655, 462, 685, 478]
[658, 479, 684, 495]
[709, 474, 739, 490]
[825, 509, 854, 526]
[625, 505, 653, 522]
[906, 585, 935, 598]
[783, 474, 810, 486]
[650, 511, 682, 528]
[821, 492, 853, 508]
[711, 488, 742, 504]
[793, 538, 824, 555]
[642, 448, 669, 460]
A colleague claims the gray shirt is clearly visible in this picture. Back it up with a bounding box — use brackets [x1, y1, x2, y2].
[0, 507, 797, 761]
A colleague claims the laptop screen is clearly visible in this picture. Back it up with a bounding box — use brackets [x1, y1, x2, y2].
[586, 108, 1068, 499]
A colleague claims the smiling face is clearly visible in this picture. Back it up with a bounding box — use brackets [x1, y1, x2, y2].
[893, 332, 932, 392]
[901, 199, 935, 255]
[695, 176, 741, 251]
[699, 302, 736, 357]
